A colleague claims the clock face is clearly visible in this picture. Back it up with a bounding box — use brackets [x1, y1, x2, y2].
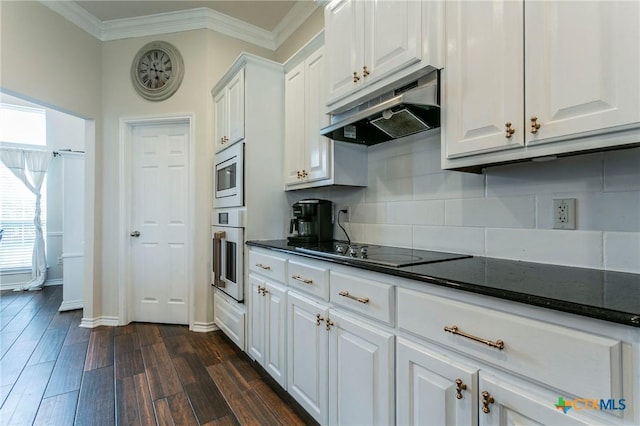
[137, 49, 173, 90]
[131, 41, 184, 101]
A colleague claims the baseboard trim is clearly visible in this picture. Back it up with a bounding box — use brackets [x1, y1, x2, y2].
[59, 300, 83, 312]
[191, 322, 219, 333]
[80, 316, 120, 328]
[45, 279, 63, 286]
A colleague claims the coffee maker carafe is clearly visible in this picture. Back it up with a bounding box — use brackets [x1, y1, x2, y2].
[288, 199, 333, 244]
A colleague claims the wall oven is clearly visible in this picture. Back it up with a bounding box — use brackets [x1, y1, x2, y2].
[214, 142, 244, 209]
[212, 208, 245, 302]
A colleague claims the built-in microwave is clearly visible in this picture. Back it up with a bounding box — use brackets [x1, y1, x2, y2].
[214, 142, 244, 209]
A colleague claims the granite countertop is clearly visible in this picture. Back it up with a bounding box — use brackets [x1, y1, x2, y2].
[247, 239, 640, 328]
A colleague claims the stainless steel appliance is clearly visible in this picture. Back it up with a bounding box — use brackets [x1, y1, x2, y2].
[214, 142, 244, 209]
[212, 208, 245, 301]
[288, 199, 333, 244]
[321, 69, 440, 146]
[295, 242, 470, 268]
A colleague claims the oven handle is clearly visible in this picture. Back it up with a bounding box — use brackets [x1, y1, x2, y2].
[213, 231, 226, 288]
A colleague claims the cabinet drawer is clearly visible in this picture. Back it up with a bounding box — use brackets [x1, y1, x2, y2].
[330, 271, 394, 325]
[213, 289, 245, 351]
[249, 250, 286, 282]
[287, 260, 329, 300]
[397, 288, 622, 400]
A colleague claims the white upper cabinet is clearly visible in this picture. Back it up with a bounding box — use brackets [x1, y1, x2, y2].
[325, 0, 443, 112]
[524, 1, 640, 146]
[443, 0, 640, 171]
[444, 0, 524, 158]
[284, 47, 332, 187]
[213, 68, 245, 152]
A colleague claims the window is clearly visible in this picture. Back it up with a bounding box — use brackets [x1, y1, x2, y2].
[0, 103, 47, 271]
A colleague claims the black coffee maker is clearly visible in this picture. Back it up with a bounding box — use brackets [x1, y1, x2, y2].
[288, 199, 333, 244]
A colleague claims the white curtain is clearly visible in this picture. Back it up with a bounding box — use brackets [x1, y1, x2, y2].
[0, 147, 53, 290]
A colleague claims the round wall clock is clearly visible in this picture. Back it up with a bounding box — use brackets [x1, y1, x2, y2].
[131, 41, 184, 101]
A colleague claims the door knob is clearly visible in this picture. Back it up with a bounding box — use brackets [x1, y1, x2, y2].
[130, 231, 141, 237]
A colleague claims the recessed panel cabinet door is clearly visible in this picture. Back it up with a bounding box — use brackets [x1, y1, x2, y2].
[213, 90, 227, 152]
[287, 291, 329, 424]
[396, 338, 477, 426]
[328, 310, 395, 426]
[265, 282, 287, 389]
[525, 1, 640, 146]
[304, 47, 331, 183]
[444, 0, 524, 158]
[478, 373, 594, 426]
[325, 0, 364, 104]
[284, 62, 307, 185]
[365, 0, 422, 84]
[226, 68, 245, 145]
[248, 275, 266, 366]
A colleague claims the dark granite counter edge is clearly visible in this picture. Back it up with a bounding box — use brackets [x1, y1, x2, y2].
[246, 240, 640, 328]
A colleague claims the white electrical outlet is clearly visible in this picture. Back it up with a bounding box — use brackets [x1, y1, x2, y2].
[553, 198, 576, 230]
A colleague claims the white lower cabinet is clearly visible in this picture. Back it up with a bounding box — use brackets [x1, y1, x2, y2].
[213, 288, 245, 350]
[397, 337, 478, 426]
[248, 275, 287, 389]
[287, 291, 330, 423]
[287, 290, 394, 425]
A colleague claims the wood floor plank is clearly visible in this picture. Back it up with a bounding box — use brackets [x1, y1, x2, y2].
[116, 349, 145, 380]
[43, 341, 88, 398]
[158, 324, 188, 339]
[163, 334, 194, 357]
[114, 323, 137, 336]
[0, 338, 40, 385]
[84, 327, 114, 371]
[133, 372, 157, 426]
[63, 313, 91, 346]
[166, 391, 199, 426]
[33, 390, 79, 426]
[153, 398, 175, 426]
[207, 363, 265, 426]
[47, 309, 76, 330]
[75, 366, 115, 426]
[203, 415, 241, 426]
[140, 343, 183, 400]
[251, 380, 308, 426]
[117, 376, 142, 426]
[172, 352, 210, 385]
[115, 331, 141, 355]
[0, 361, 55, 426]
[136, 323, 162, 347]
[0, 329, 21, 358]
[183, 378, 233, 425]
[27, 327, 68, 365]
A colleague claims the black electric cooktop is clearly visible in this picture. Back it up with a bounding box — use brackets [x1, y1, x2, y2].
[294, 241, 471, 267]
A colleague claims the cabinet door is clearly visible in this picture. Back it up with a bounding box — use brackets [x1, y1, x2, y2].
[328, 310, 395, 426]
[287, 291, 329, 424]
[365, 0, 422, 85]
[284, 62, 307, 186]
[265, 282, 287, 389]
[478, 373, 594, 426]
[247, 275, 266, 366]
[213, 89, 227, 152]
[325, 0, 365, 104]
[397, 337, 477, 426]
[525, 1, 640, 146]
[444, 0, 524, 158]
[227, 68, 245, 145]
[304, 47, 332, 183]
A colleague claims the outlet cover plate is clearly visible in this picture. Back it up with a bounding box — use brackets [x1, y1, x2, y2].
[553, 198, 576, 230]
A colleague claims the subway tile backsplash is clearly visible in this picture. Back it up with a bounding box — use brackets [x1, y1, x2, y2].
[290, 132, 640, 273]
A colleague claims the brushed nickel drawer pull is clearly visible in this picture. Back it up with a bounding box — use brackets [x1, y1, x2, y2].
[444, 325, 505, 350]
[292, 275, 313, 285]
[255, 263, 271, 270]
[338, 291, 370, 304]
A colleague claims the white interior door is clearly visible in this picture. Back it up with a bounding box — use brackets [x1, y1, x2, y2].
[130, 121, 189, 324]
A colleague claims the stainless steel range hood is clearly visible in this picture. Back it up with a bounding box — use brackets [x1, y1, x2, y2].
[321, 69, 440, 146]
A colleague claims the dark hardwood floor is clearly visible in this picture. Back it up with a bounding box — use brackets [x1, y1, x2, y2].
[0, 285, 316, 425]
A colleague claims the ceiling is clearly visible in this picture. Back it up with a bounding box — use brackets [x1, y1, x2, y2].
[75, 1, 300, 31]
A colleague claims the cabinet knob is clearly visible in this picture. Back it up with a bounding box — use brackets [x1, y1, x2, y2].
[302, 169, 308, 178]
[353, 71, 361, 83]
[316, 313, 325, 326]
[530, 116, 541, 134]
[363, 66, 370, 77]
[325, 318, 334, 331]
[455, 378, 467, 399]
[481, 391, 495, 413]
[505, 122, 515, 138]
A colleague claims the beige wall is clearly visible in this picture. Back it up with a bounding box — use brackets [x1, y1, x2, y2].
[100, 30, 276, 323]
[1, 0, 323, 326]
[275, 7, 324, 63]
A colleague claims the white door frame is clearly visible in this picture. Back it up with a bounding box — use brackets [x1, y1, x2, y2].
[118, 114, 195, 328]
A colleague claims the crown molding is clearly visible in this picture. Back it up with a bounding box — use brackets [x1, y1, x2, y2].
[272, 1, 321, 49]
[40, 0, 103, 40]
[39, 1, 321, 51]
